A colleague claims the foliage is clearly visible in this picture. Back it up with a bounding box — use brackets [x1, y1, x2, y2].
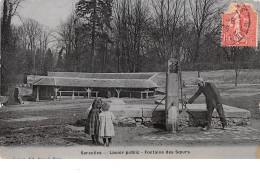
[1, 0, 260, 93]
[1, 0, 24, 95]
[76, 0, 113, 72]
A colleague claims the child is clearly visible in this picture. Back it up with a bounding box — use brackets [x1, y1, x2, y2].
[99, 103, 116, 147]
[85, 98, 102, 144]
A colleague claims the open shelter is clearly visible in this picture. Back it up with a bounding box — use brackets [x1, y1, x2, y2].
[30, 72, 158, 101]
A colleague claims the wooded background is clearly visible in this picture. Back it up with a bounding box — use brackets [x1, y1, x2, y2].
[1, 0, 260, 95]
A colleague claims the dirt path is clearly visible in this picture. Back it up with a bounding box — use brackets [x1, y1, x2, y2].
[0, 84, 259, 147]
[0, 102, 259, 147]
[1, 123, 260, 147]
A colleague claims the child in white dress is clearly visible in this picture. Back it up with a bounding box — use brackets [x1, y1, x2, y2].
[99, 103, 116, 147]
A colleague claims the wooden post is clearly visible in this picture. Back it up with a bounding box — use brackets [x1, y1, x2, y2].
[165, 58, 179, 132]
[86, 88, 92, 99]
[54, 87, 60, 101]
[72, 90, 75, 100]
[145, 89, 149, 99]
[54, 87, 57, 100]
[36, 86, 40, 102]
[115, 89, 121, 98]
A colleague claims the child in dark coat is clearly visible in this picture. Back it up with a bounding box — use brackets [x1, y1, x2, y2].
[85, 98, 102, 144]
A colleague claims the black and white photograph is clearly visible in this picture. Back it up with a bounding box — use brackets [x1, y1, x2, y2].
[0, 0, 260, 159]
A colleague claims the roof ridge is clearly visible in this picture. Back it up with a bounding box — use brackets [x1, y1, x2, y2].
[32, 78, 44, 86]
[35, 77, 158, 88]
[148, 73, 159, 80]
[51, 77, 152, 80]
[147, 78, 158, 87]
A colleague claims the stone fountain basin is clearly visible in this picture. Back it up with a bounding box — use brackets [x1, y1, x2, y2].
[109, 102, 251, 127]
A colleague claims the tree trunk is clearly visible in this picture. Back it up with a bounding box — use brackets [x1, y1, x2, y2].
[101, 43, 105, 73]
[104, 42, 108, 72]
[233, 47, 240, 87]
[116, 39, 120, 72]
[90, 0, 97, 73]
[1, 0, 12, 95]
[235, 71, 238, 87]
[194, 39, 201, 77]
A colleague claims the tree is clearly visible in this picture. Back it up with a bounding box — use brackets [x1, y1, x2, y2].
[1, 0, 24, 95]
[22, 19, 43, 74]
[150, 0, 185, 70]
[112, 0, 152, 72]
[43, 49, 54, 75]
[76, 0, 113, 73]
[112, 0, 131, 72]
[230, 47, 254, 87]
[126, 0, 150, 72]
[55, 47, 65, 71]
[14, 19, 52, 75]
[188, 0, 227, 76]
[56, 14, 80, 72]
[34, 49, 42, 73]
[39, 26, 53, 73]
[11, 25, 27, 74]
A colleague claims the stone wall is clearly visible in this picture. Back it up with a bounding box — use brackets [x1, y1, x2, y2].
[178, 110, 250, 128]
[80, 102, 251, 129]
[111, 108, 251, 129]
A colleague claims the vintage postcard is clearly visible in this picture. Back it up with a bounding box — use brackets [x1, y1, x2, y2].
[0, 0, 260, 159]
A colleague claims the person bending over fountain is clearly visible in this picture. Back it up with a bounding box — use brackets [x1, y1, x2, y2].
[185, 78, 227, 131]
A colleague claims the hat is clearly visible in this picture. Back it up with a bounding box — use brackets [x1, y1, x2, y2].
[196, 77, 204, 84]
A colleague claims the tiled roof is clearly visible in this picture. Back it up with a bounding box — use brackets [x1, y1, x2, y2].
[33, 77, 158, 89]
[48, 72, 157, 80]
[33, 77, 55, 86]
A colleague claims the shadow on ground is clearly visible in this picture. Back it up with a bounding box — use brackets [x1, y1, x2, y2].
[63, 137, 94, 146]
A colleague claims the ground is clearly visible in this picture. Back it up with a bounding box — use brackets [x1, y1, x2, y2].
[0, 69, 259, 147]
[0, 90, 259, 146]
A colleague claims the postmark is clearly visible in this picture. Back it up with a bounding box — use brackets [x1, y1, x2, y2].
[222, 3, 258, 47]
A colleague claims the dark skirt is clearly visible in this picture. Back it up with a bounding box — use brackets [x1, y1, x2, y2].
[85, 109, 100, 135]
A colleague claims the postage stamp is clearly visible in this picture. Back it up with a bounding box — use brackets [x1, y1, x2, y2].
[0, 0, 260, 159]
[222, 3, 258, 47]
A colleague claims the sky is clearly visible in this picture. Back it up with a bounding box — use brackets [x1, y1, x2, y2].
[1, 0, 260, 29]
[10, 0, 78, 29]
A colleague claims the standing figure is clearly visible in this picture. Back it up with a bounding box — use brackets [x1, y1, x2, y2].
[232, 10, 243, 42]
[99, 103, 116, 147]
[185, 78, 227, 130]
[85, 98, 102, 144]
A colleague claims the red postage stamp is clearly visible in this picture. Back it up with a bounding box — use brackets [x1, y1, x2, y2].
[222, 3, 258, 47]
